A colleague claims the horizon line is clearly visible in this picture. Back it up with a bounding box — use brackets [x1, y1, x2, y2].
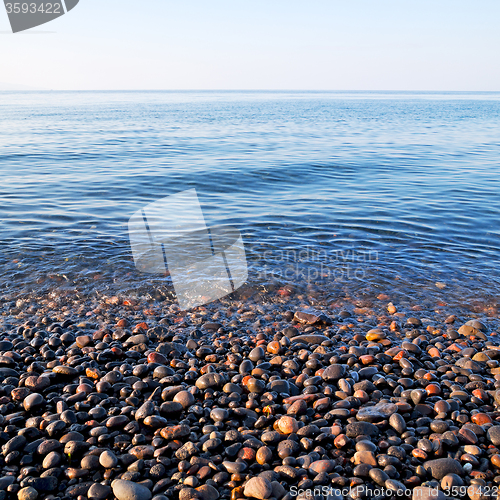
[1, 89, 500, 93]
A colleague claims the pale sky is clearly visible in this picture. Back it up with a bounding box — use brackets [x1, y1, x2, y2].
[1, 0, 499, 91]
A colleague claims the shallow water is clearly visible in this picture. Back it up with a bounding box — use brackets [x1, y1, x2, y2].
[1, 90, 500, 309]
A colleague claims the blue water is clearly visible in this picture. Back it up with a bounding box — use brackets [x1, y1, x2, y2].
[1, 91, 500, 307]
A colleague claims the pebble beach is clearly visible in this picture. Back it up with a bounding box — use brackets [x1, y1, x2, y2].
[1, 284, 500, 500]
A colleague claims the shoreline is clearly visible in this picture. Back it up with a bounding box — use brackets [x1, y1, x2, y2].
[0, 288, 499, 500]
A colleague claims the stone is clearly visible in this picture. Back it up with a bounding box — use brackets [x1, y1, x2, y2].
[129, 445, 155, 459]
[369, 468, 389, 486]
[195, 484, 219, 500]
[458, 322, 487, 340]
[356, 403, 397, 422]
[249, 347, 265, 362]
[0, 476, 15, 489]
[160, 401, 183, 415]
[88, 483, 112, 500]
[458, 428, 477, 445]
[135, 401, 155, 420]
[487, 426, 500, 446]
[322, 364, 346, 381]
[17, 487, 38, 500]
[3, 435, 27, 454]
[294, 310, 331, 325]
[128, 334, 148, 345]
[175, 442, 199, 460]
[291, 335, 329, 344]
[106, 415, 129, 428]
[455, 358, 482, 372]
[23, 393, 44, 412]
[53, 365, 78, 376]
[441, 474, 463, 489]
[195, 373, 224, 390]
[275, 465, 299, 480]
[309, 460, 336, 474]
[65, 482, 94, 497]
[346, 422, 379, 438]
[24, 477, 58, 492]
[385, 479, 408, 494]
[423, 458, 463, 480]
[287, 400, 307, 415]
[247, 377, 266, 393]
[64, 440, 90, 456]
[366, 330, 386, 341]
[223, 461, 247, 474]
[353, 451, 378, 466]
[277, 416, 299, 434]
[76, 335, 92, 348]
[178, 488, 198, 500]
[270, 380, 290, 394]
[389, 413, 406, 433]
[173, 391, 195, 409]
[111, 480, 152, 500]
[243, 477, 273, 500]
[256, 446, 273, 465]
[147, 352, 167, 364]
[0, 367, 19, 378]
[203, 322, 222, 330]
[210, 408, 229, 422]
[160, 424, 191, 440]
[100, 450, 118, 468]
[42, 451, 61, 469]
[271, 481, 286, 500]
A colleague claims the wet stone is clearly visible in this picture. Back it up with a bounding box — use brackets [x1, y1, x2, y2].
[23, 477, 58, 492]
[322, 364, 346, 381]
[18, 487, 38, 500]
[369, 468, 389, 486]
[291, 335, 329, 344]
[23, 393, 44, 412]
[88, 483, 112, 500]
[309, 460, 336, 474]
[195, 373, 224, 390]
[389, 413, 406, 433]
[243, 477, 273, 500]
[423, 458, 464, 480]
[111, 480, 152, 500]
[294, 310, 331, 325]
[100, 450, 118, 468]
[222, 461, 247, 474]
[195, 485, 219, 500]
[346, 422, 379, 438]
[487, 426, 500, 446]
[356, 402, 397, 422]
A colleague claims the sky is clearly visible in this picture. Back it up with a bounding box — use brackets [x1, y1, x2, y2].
[1, 0, 499, 91]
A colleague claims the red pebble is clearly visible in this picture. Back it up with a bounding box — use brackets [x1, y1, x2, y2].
[147, 352, 167, 364]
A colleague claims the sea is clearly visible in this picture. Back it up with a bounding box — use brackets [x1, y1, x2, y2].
[1, 91, 500, 312]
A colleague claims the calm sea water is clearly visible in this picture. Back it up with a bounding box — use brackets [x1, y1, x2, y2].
[1, 91, 500, 308]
